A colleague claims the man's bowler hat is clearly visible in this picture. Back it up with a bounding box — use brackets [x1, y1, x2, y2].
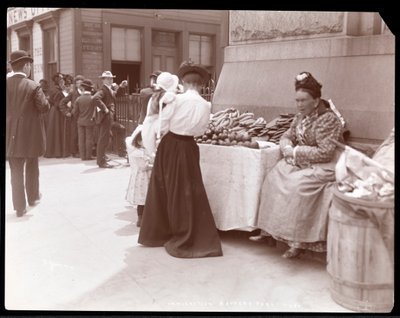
[9, 50, 33, 65]
[81, 79, 94, 90]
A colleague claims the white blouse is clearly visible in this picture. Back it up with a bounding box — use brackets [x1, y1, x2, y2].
[160, 89, 211, 137]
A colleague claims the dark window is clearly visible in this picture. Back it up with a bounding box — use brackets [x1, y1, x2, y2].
[43, 27, 57, 82]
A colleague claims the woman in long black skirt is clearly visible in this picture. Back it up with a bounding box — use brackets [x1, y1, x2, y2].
[138, 62, 223, 258]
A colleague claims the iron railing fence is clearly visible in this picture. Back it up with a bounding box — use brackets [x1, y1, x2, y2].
[114, 92, 214, 134]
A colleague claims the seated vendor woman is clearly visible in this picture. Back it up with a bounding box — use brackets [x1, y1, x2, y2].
[250, 71, 344, 258]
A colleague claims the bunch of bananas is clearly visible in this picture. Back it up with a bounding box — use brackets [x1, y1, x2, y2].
[210, 108, 268, 136]
[211, 108, 241, 130]
[258, 113, 295, 143]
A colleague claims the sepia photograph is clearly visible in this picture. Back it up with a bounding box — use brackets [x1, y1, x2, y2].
[4, 7, 395, 313]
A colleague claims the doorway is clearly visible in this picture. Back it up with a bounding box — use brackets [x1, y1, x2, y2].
[111, 62, 141, 94]
[152, 47, 177, 74]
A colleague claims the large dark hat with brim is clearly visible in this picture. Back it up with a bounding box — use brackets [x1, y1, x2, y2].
[177, 60, 210, 84]
[81, 79, 94, 90]
[9, 50, 33, 65]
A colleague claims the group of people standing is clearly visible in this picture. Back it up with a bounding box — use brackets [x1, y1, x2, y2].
[6, 49, 129, 217]
[41, 70, 128, 166]
[43, 72, 81, 159]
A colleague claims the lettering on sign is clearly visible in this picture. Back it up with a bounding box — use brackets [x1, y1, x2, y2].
[82, 37, 103, 44]
[82, 22, 102, 32]
[7, 8, 59, 27]
[82, 44, 103, 52]
[81, 21, 103, 52]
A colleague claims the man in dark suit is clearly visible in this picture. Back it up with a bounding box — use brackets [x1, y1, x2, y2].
[6, 50, 50, 217]
[138, 70, 162, 125]
[93, 71, 128, 168]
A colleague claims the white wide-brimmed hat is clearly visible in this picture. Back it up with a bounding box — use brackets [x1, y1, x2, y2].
[156, 72, 179, 92]
[99, 71, 116, 78]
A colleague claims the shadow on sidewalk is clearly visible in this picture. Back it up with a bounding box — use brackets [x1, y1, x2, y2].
[114, 207, 137, 236]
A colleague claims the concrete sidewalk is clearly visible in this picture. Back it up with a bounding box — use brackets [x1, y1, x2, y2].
[4, 155, 351, 312]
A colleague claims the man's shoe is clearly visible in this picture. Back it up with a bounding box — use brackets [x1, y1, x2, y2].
[16, 209, 27, 217]
[99, 163, 114, 168]
[28, 193, 42, 207]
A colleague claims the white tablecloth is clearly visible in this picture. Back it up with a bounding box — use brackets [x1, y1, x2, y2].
[199, 144, 282, 231]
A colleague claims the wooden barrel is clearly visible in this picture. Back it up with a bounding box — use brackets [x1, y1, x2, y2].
[327, 187, 394, 312]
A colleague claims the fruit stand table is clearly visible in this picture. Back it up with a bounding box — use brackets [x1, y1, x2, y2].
[199, 143, 282, 231]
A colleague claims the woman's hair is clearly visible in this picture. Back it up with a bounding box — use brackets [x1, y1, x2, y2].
[321, 99, 330, 109]
[132, 130, 143, 148]
[64, 74, 74, 86]
[182, 72, 203, 86]
[295, 72, 322, 99]
[52, 72, 64, 84]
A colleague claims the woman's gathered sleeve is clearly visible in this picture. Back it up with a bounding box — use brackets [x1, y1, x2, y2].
[158, 101, 175, 135]
[279, 116, 298, 152]
[295, 112, 342, 165]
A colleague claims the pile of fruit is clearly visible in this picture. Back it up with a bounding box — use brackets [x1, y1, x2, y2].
[195, 107, 295, 147]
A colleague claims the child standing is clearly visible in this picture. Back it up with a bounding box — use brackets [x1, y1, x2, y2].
[125, 125, 153, 226]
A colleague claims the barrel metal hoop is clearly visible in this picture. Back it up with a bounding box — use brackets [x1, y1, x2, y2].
[328, 272, 393, 289]
[330, 287, 394, 312]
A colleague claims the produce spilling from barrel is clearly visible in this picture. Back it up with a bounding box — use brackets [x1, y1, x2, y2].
[195, 107, 295, 148]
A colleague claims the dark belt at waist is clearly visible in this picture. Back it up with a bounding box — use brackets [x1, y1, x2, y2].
[168, 131, 194, 141]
